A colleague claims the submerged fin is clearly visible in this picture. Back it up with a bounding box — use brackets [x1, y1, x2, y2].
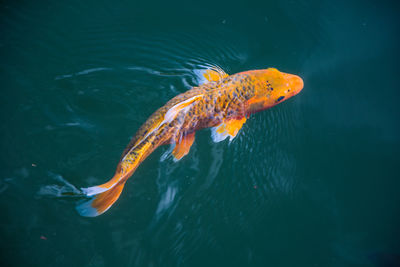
[76, 181, 126, 217]
[211, 117, 247, 142]
[172, 132, 195, 161]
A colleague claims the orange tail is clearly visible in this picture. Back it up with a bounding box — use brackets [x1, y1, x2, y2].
[76, 180, 126, 217]
[76, 134, 156, 217]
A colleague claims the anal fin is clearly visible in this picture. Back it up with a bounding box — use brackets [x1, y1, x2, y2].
[211, 117, 247, 142]
[172, 132, 195, 161]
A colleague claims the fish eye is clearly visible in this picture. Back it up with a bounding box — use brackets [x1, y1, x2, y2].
[276, 96, 285, 103]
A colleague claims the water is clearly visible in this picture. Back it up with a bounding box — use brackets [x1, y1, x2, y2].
[1, 0, 399, 266]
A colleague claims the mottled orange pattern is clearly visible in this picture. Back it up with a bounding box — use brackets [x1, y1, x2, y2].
[76, 67, 303, 217]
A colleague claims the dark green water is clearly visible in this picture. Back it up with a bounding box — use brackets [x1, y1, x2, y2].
[1, 0, 399, 266]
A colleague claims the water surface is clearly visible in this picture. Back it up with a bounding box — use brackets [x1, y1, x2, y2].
[1, 0, 399, 266]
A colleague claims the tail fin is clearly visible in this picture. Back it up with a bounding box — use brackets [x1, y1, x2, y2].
[77, 129, 156, 217]
[76, 181, 126, 217]
[80, 172, 122, 197]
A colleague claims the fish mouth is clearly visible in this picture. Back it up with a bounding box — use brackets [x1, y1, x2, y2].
[282, 72, 304, 95]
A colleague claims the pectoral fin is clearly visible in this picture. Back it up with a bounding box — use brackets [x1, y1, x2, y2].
[211, 117, 247, 142]
[172, 132, 195, 161]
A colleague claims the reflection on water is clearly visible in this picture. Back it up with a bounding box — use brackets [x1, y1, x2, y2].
[152, 161, 181, 223]
[198, 144, 224, 193]
[55, 67, 113, 80]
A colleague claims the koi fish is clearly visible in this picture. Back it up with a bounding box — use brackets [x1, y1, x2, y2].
[76, 67, 303, 217]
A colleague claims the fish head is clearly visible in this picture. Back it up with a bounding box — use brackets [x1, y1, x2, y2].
[246, 68, 303, 113]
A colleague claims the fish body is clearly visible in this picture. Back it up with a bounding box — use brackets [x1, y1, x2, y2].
[77, 68, 303, 217]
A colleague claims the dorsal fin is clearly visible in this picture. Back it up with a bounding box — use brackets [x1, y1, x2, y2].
[195, 68, 229, 85]
[202, 69, 229, 82]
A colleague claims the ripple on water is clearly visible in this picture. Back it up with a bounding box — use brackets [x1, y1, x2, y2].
[4, 6, 299, 263]
[37, 173, 81, 197]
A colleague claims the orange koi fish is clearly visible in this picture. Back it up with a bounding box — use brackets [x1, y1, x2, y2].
[77, 67, 303, 217]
